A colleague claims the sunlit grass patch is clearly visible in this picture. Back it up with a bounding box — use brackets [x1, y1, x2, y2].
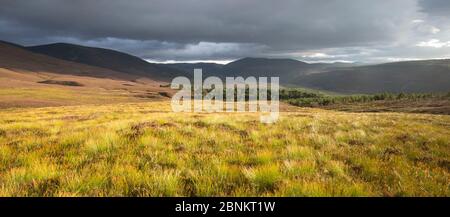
[243, 164, 282, 192]
[0, 101, 448, 196]
[1, 160, 60, 196]
[324, 160, 347, 178]
[84, 131, 123, 155]
[248, 150, 275, 165]
[286, 145, 315, 160]
[283, 160, 318, 178]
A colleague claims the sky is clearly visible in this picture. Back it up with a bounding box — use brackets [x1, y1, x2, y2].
[0, 0, 449, 64]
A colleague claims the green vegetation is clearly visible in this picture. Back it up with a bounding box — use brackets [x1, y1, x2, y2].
[0, 101, 448, 196]
[280, 89, 450, 115]
[281, 89, 450, 107]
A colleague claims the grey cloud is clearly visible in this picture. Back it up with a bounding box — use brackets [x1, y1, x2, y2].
[0, 0, 418, 47]
[419, 0, 450, 17]
[0, 0, 449, 62]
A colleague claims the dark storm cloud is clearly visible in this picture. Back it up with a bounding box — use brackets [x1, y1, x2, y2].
[419, 0, 450, 17]
[0, 0, 416, 47]
[0, 0, 449, 62]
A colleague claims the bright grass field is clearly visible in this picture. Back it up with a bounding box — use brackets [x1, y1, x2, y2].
[0, 101, 449, 196]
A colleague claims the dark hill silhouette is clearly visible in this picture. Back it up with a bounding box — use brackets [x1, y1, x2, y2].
[0, 41, 134, 80]
[164, 62, 225, 77]
[27, 43, 184, 81]
[165, 57, 322, 83]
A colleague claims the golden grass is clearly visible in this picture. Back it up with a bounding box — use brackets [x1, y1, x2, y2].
[0, 101, 448, 196]
[0, 87, 169, 108]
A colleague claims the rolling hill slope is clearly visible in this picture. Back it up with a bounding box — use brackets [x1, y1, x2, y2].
[295, 59, 450, 93]
[0, 41, 173, 108]
[2, 40, 449, 94]
[27, 43, 184, 81]
[165, 57, 450, 93]
[0, 41, 137, 82]
[164, 57, 332, 84]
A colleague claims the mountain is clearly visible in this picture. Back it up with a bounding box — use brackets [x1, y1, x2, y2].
[0, 41, 131, 81]
[164, 62, 225, 77]
[0, 40, 167, 90]
[164, 57, 360, 85]
[0, 41, 176, 108]
[295, 59, 450, 93]
[27, 43, 183, 81]
[0, 40, 24, 48]
[3, 39, 449, 93]
[223, 57, 312, 79]
[164, 57, 326, 83]
[164, 57, 450, 93]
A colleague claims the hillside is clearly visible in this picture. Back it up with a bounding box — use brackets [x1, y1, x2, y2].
[223, 58, 315, 83]
[295, 59, 450, 93]
[3, 40, 450, 94]
[0, 41, 136, 81]
[165, 57, 331, 84]
[165, 58, 450, 93]
[27, 43, 184, 81]
[164, 63, 225, 77]
[0, 41, 172, 108]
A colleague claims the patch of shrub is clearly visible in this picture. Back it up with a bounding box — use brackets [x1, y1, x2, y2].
[38, 80, 84, 86]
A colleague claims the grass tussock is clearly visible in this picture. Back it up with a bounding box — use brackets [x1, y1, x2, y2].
[0, 101, 449, 196]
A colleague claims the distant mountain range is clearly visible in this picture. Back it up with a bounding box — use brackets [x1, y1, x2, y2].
[1, 40, 450, 93]
[164, 57, 356, 85]
[165, 57, 450, 93]
[294, 59, 450, 93]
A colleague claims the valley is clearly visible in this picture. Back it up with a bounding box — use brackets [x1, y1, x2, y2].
[0, 39, 449, 196]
